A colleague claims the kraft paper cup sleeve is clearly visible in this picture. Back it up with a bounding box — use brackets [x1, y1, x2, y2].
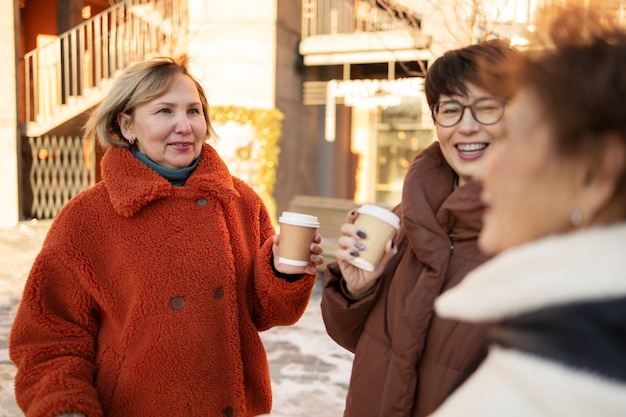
[347, 205, 399, 272]
[278, 212, 319, 266]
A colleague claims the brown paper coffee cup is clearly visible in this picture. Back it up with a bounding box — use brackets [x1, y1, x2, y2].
[278, 212, 319, 266]
[348, 204, 400, 272]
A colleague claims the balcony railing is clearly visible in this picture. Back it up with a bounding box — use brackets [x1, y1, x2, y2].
[302, 0, 626, 47]
[302, 0, 421, 39]
[495, 0, 626, 45]
[23, 0, 187, 137]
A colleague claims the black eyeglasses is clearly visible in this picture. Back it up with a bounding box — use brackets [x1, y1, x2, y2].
[431, 97, 506, 127]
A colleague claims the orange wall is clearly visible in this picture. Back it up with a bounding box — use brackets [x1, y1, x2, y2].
[22, 0, 111, 53]
[86, 0, 108, 17]
[23, 0, 57, 52]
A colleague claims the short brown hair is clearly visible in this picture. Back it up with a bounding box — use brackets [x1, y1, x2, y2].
[84, 55, 216, 149]
[425, 39, 518, 109]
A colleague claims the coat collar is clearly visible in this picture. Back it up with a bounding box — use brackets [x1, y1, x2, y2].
[436, 222, 626, 322]
[488, 296, 626, 383]
[101, 143, 239, 217]
[401, 141, 485, 263]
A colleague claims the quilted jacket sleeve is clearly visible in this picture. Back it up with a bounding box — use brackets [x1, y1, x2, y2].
[320, 231, 409, 353]
[320, 261, 380, 352]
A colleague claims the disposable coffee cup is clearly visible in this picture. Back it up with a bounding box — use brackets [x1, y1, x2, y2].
[278, 212, 320, 266]
[348, 204, 400, 272]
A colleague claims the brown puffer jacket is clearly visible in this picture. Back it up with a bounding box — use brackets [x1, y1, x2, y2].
[321, 141, 492, 417]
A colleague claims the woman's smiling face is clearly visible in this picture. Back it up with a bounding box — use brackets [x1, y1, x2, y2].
[477, 87, 583, 255]
[435, 84, 505, 187]
[118, 73, 207, 169]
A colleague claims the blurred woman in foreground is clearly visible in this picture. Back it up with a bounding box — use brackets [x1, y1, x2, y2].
[430, 6, 626, 417]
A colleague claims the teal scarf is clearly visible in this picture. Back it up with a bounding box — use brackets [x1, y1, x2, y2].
[133, 151, 201, 186]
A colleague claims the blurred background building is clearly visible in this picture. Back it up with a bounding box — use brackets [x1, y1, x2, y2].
[1, 0, 624, 228]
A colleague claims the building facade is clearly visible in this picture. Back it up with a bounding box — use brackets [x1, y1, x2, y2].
[1, 0, 320, 226]
[2, 0, 625, 227]
[299, 0, 626, 207]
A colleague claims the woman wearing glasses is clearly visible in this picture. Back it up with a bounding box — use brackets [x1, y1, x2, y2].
[320, 40, 516, 417]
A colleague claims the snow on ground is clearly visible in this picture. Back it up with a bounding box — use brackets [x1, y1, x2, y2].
[260, 281, 354, 417]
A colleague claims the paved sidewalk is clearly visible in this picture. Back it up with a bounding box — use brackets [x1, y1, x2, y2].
[0, 220, 352, 417]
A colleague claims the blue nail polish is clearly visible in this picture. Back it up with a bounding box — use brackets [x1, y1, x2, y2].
[354, 242, 365, 250]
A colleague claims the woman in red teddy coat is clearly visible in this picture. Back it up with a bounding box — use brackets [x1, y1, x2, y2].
[9, 56, 323, 417]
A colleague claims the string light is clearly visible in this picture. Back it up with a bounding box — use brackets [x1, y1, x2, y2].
[210, 106, 283, 222]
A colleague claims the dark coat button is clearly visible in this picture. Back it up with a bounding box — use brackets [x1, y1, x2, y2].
[213, 287, 224, 300]
[196, 198, 208, 206]
[169, 296, 185, 310]
[222, 407, 233, 417]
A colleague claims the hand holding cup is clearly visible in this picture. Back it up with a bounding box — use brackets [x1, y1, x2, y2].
[336, 205, 399, 298]
[273, 212, 324, 275]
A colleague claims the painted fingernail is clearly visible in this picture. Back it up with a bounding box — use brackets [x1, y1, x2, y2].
[349, 251, 360, 257]
[354, 241, 365, 250]
[356, 230, 367, 239]
[349, 210, 357, 216]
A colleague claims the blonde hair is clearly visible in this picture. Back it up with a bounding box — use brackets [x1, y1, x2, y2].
[84, 55, 216, 149]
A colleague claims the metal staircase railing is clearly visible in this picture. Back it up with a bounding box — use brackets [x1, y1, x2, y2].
[24, 0, 188, 138]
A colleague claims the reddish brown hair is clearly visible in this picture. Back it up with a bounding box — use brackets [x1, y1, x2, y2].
[506, 5, 626, 211]
[508, 7, 626, 157]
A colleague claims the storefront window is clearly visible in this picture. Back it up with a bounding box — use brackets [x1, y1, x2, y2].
[374, 97, 435, 205]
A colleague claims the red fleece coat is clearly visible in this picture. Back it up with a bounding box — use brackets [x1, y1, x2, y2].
[10, 144, 316, 417]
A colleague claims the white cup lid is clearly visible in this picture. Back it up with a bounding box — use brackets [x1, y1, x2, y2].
[279, 211, 320, 228]
[357, 204, 400, 229]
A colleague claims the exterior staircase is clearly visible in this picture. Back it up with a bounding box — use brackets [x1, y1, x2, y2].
[24, 0, 188, 138]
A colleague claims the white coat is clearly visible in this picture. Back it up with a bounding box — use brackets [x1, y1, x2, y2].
[429, 223, 626, 417]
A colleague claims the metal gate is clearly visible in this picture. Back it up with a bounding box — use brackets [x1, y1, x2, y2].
[28, 135, 97, 219]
